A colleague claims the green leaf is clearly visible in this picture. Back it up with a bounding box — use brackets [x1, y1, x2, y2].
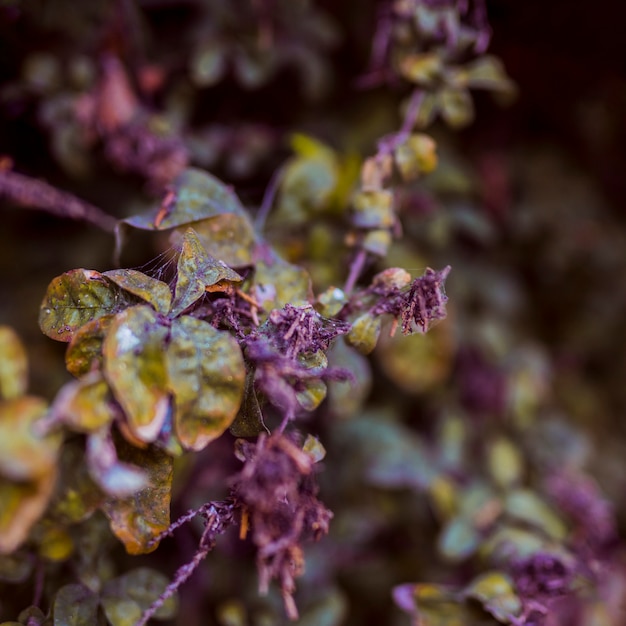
[302, 434, 326, 463]
[438, 88, 474, 128]
[0, 552, 33, 583]
[296, 378, 327, 411]
[334, 413, 438, 489]
[504, 489, 568, 541]
[394, 133, 438, 181]
[37, 523, 74, 562]
[346, 313, 381, 355]
[276, 136, 340, 223]
[229, 370, 268, 437]
[119, 168, 246, 232]
[0, 396, 59, 481]
[438, 517, 481, 562]
[296, 589, 347, 626]
[171, 213, 257, 268]
[101, 438, 172, 554]
[464, 56, 517, 95]
[399, 53, 442, 85]
[18, 606, 47, 625]
[327, 338, 372, 419]
[0, 326, 28, 400]
[415, 92, 439, 129]
[233, 46, 276, 89]
[103, 269, 172, 315]
[49, 440, 103, 524]
[361, 229, 392, 257]
[376, 320, 454, 394]
[351, 190, 395, 229]
[170, 228, 242, 317]
[487, 437, 524, 489]
[102, 567, 178, 620]
[99, 598, 142, 626]
[479, 526, 549, 563]
[190, 40, 227, 87]
[393, 583, 496, 626]
[103, 305, 170, 443]
[65, 315, 115, 378]
[39, 269, 128, 342]
[464, 572, 522, 623]
[53, 584, 99, 626]
[115, 168, 249, 263]
[315, 286, 347, 318]
[167, 316, 245, 451]
[251, 255, 313, 314]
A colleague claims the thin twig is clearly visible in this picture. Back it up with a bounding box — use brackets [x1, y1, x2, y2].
[343, 248, 368, 295]
[255, 165, 284, 233]
[0, 167, 117, 232]
[135, 524, 214, 626]
[135, 502, 235, 626]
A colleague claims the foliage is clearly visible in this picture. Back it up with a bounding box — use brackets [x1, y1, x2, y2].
[0, 1, 624, 626]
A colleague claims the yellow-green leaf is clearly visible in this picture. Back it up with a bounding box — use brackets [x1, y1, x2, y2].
[351, 190, 395, 229]
[103, 269, 172, 315]
[170, 228, 242, 317]
[399, 53, 442, 85]
[504, 489, 568, 541]
[49, 373, 114, 433]
[167, 316, 245, 451]
[101, 439, 172, 554]
[438, 88, 474, 128]
[103, 305, 170, 443]
[464, 571, 522, 622]
[122, 168, 246, 231]
[251, 255, 313, 315]
[0, 396, 59, 481]
[65, 314, 115, 378]
[346, 313, 381, 355]
[0, 471, 57, 554]
[464, 56, 517, 95]
[487, 437, 524, 489]
[394, 133, 438, 181]
[172, 212, 257, 268]
[0, 326, 28, 400]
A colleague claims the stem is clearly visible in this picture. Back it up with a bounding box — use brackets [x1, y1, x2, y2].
[135, 526, 213, 626]
[343, 248, 368, 294]
[277, 407, 295, 435]
[135, 503, 233, 626]
[0, 166, 117, 232]
[255, 165, 284, 233]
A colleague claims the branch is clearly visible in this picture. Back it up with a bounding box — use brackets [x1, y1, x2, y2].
[0, 166, 117, 232]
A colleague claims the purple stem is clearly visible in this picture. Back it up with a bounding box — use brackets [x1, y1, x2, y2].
[343, 248, 368, 294]
[255, 165, 285, 233]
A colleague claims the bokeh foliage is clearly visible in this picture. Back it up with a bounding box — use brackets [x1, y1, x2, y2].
[1, 1, 625, 625]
